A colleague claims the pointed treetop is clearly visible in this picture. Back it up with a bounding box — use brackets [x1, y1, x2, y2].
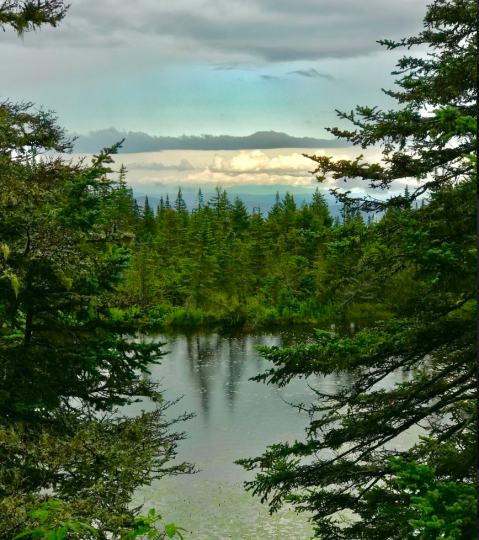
[157, 196, 165, 215]
[197, 188, 204, 210]
[175, 186, 188, 214]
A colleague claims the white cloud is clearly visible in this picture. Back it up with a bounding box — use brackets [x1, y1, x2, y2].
[183, 169, 315, 187]
[124, 148, 373, 188]
[208, 149, 352, 177]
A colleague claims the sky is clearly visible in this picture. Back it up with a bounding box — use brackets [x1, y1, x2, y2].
[1, 0, 430, 200]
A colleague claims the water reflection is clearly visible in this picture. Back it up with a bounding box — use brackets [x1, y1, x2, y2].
[152, 322, 371, 422]
[130, 321, 416, 540]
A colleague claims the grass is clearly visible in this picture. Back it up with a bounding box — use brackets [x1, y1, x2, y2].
[145, 298, 390, 330]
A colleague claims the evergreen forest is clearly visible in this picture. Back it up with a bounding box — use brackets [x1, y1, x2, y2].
[0, 0, 476, 539]
[119, 185, 389, 327]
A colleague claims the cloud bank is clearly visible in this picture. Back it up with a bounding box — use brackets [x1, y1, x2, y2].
[2, 0, 428, 64]
[73, 129, 350, 154]
[208, 150, 351, 177]
[149, 149, 353, 188]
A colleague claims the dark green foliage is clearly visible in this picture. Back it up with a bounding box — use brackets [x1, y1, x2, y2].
[139, 195, 157, 238]
[174, 187, 188, 215]
[124, 184, 352, 325]
[309, 0, 476, 212]
[0, 118, 157, 418]
[195, 187, 204, 211]
[0, 100, 193, 536]
[236, 1, 477, 538]
[337, 457, 477, 540]
[231, 196, 249, 235]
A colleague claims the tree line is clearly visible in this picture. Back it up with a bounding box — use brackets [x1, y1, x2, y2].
[123, 184, 393, 326]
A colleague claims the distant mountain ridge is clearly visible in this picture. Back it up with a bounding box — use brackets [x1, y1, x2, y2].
[73, 129, 350, 154]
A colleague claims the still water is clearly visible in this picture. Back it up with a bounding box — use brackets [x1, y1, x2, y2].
[129, 323, 414, 539]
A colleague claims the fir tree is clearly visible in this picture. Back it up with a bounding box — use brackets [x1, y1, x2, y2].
[208, 186, 231, 239]
[310, 188, 333, 228]
[0, 123, 192, 536]
[0, 12, 193, 537]
[158, 196, 165, 212]
[231, 196, 250, 234]
[196, 188, 204, 211]
[139, 195, 157, 237]
[269, 191, 283, 220]
[238, 2, 477, 538]
[175, 186, 188, 214]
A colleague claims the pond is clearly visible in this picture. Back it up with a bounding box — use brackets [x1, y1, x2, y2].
[128, 322, 416, 539]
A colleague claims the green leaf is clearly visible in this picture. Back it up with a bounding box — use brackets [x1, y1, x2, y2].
[29, 510, 50, 524]
[164, 524, 177, 538]
[55, 526, 69, 540]
[164, 524, 186, 539]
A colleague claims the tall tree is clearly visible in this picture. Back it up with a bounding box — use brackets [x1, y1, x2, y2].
[238, 2, 477, 539]
[139, 195, 157, 238]
[0, 12, 192, 539]
[175, 186, 188, 214]
[309, 188, 333, 229]
[196, 187, 204, 211]
[231, 195, 250, 235]
[186, 208, 218, 307]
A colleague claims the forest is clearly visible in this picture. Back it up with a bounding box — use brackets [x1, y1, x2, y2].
[120, 184, 394, 327]
[0, 0, 476, 539]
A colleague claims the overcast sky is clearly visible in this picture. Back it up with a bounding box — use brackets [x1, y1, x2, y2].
[1, 0, 429, 195]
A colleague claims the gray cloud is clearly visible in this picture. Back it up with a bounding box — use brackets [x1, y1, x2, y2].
[288, 68, 334, 81]
[73, 129, 350, 154]
[211, 65, 254, 71]
[1, 0, 428, 63]
[127, 159, 195, 171]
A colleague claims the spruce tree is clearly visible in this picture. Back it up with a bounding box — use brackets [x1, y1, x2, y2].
[139, 195, 157, 238]
[0, 12, 193, 538]
[0, 116, 192, 536]
[238, 2, 477, 538]
[269, 191, 283, 220]
[158, 196, 165, 214]
[186, 207, 218, 307]
[231, 196, 250, 234]
[196, 187, 204, 211]
[310, 188, 333, 229]
[175, 186, 188, 214]
[208, 185, 231, 219]
[208, 186, 232, 252]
